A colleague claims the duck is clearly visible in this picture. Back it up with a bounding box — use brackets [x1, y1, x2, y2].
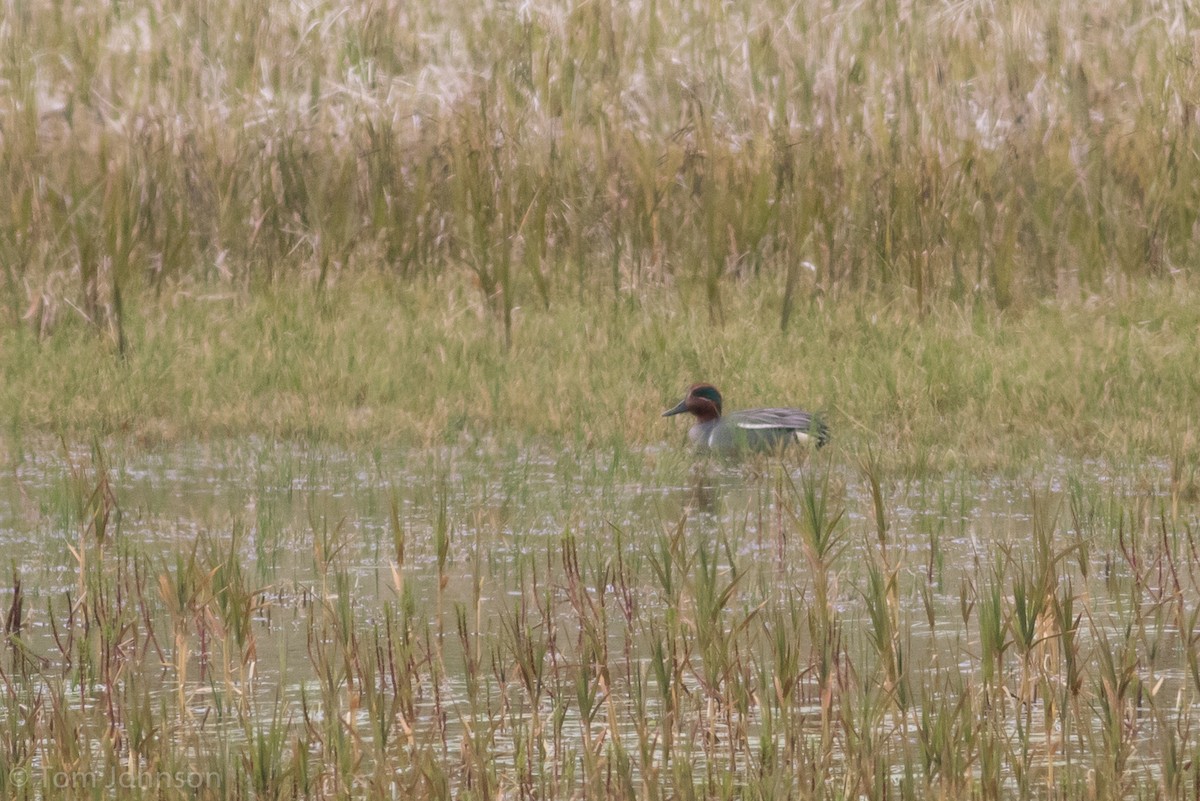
[663, 383, 829, 454]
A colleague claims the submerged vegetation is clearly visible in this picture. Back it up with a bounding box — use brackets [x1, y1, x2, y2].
[2, 0, 1200, 798]
[1, 443, 1199, 799]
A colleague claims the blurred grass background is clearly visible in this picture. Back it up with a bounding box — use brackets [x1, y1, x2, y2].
[1, 0, 1197, 467]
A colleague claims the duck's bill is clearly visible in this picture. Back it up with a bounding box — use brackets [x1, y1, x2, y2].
[662, 400, 688, 417]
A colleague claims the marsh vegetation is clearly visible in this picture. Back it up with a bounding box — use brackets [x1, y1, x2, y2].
[2, 442, 1199, 799]
[2, 0, 1200, 797]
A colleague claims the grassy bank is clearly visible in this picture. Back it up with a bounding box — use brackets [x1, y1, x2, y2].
[3, 276, 1198, 472]
[4, 0, 1198, 469]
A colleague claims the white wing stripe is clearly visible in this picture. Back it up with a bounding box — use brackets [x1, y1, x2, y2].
[734, 421, 807, 430]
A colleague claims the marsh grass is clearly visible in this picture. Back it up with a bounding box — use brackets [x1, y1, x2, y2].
[4, 0, 1200, 317]
[2, 0, 1200, 474]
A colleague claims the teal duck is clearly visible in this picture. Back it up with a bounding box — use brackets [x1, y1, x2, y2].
[663, 383, 829, 454]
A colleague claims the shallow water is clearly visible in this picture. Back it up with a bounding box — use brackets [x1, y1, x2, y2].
[1, 438, 1195, 797]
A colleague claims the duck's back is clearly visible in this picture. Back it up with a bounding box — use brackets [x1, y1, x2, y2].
[698, 408, 828, 453]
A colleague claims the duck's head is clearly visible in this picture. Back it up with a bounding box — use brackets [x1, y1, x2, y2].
[662, 383, 723, 422]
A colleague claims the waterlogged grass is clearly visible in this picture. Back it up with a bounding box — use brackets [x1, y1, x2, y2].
[2, 277, 1199, 472]
[1, 441, 1199, 799]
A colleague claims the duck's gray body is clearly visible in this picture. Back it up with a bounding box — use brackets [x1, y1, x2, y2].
[664, 384, 829, 456]
[687, 408, 828, 454]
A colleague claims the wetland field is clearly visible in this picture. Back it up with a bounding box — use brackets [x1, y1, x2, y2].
[2, 435, 1200, 799]
[3, 0, 1200, 798]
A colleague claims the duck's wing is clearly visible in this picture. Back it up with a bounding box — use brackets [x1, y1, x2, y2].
[722, 408, 830, 450]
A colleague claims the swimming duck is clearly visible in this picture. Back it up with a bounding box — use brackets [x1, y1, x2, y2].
[663, 383, 829, 454]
